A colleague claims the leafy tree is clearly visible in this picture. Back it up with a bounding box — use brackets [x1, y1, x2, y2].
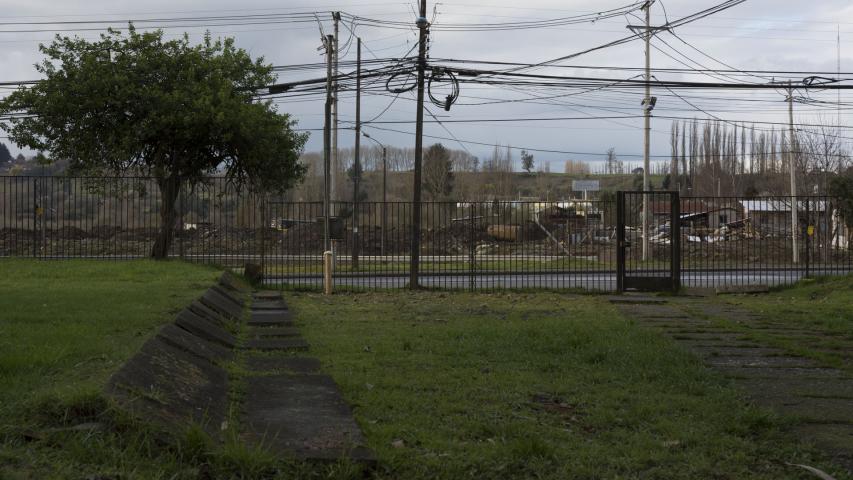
[0, 26, 307, 258]
[632, 173, 644, 191]
[0, 142, 11, 169]
[520, 149, 534, 174]
[423, 143, 454, 200]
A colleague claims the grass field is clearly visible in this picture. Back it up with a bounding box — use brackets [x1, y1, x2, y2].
[0, 259, 221, 479]
[291, 290, 837, 479]
[715, 275, 853, 375]
[0, 260, 841, 479]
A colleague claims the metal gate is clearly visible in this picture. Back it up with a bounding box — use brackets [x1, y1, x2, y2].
[616, 191, 681, 292]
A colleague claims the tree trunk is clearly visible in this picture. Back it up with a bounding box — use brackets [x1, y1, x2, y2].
[151, 175, 182, 259]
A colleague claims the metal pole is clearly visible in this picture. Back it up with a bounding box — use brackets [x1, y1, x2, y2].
[332, 12, 340, 202]
[382, 146, 387, 256]
[32, 178, 37, 258]
[353, 38, 361, 270]
[671, 191, 681, 292]
[410, 0, 428, 290]
[788, 81, 799, 264]
[642, 0, 652, 262]
[616, 191, 626, 293]
[323, 34, 333, 252]
[805, 199, 810, 278]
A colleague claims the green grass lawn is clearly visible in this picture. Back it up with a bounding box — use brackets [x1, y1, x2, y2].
[291, 291, 837, 479]
[0, 260, 841, 479]
[0, 259, 221, 479]
[715, 274, 853, 374]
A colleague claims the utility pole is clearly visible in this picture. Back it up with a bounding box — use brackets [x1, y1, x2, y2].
[410, 0, 428, 290]
[353, 38, 362, 270]
[787, 80, 799, 264]
[381, 146, 387, 257]
[332, 12, 341, 202]
[627, 1, 662, 262]
[323, 34, 334, 252]
[643, 2, 651, 262]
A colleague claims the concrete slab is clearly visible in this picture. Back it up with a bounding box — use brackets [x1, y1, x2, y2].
[671, 332, 752, 342]
[106, 337, 228, 436]
[252, 299, 289, 311]
[246, 356, 321, 374]
[242, 374, 374, 463]
[716, 366, 849, 379]
[715, 284, 770, 295]
[704, 355, 818, 368]
[211, 284, 246, 308]
[248, 310, 293, 327]
[156, 324, 233, 365]
[735, 377, 853, 399]
[219, 271, 250, 293]
[253, 291, 283, 300]
[175, 309, 237, 348]
[247, 327, 301, 339]
[188, 300, 230, 328]
[685, 346, 786, 358]
[201, 288, 244, 319]
[244, 338, 310, 352]
[609, 296, 667, 305]
[675, 340, 766, 350]
[751, 396, 853, 423]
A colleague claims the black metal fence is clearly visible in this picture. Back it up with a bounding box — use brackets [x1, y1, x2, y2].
[2, 175, 851, 291]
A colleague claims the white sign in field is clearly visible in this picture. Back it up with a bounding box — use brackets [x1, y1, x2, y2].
[572, 180, 600, 192]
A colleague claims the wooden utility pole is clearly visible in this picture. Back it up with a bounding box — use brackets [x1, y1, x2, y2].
[787, 81, 799, 264]
[323, 34, 334, 252]
[353, 38, 362, 270]
[410, 0, 428, 289]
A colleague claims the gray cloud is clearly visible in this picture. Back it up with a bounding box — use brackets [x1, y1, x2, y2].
[2, 0, 852, 170]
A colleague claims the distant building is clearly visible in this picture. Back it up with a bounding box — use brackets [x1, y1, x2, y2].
[646, 200, 742, 230]
[740, 200, 828, 236]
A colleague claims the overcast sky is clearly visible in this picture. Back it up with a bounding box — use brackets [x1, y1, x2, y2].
[2, 0, 852, 171]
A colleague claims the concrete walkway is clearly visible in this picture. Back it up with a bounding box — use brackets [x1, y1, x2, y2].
[240, 290, 375, 464]
[610, 295, 853, 473]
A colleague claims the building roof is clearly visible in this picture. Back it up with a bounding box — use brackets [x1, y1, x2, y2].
[741, 200, 827, 212]
[648, 200, 740, 215]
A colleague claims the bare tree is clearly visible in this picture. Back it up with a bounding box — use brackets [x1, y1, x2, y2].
[799, 118, 851, 194]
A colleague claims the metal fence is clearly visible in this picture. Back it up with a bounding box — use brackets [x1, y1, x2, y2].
[2, 175, 851, 291]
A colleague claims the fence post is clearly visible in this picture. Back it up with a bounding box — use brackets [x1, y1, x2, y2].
[469, 203, 475, 291]
[32, 178, 38, 259]
[616, 191, 625, 293]
[178, 180, 184, 259]
[805, 199, 810, 279]
[671, 191, 681, 293]
[260, 193, 267, 278]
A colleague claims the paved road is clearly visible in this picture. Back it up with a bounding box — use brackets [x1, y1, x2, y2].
[267, 268, 851, 290]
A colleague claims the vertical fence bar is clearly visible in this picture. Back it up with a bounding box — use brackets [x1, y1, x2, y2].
[805, 199, 810, 279]
[616, 191, 625, 293]
[671, 191, 681, 292]
[32, 178, 37, 259]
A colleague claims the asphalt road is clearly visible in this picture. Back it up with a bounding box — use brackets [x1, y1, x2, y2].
[267, 268, 851, 291]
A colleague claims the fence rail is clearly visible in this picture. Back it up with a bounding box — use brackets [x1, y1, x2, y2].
[2, 175, 851, 291]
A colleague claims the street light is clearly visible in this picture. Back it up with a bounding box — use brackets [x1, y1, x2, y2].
[363, 131, 388, 256]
